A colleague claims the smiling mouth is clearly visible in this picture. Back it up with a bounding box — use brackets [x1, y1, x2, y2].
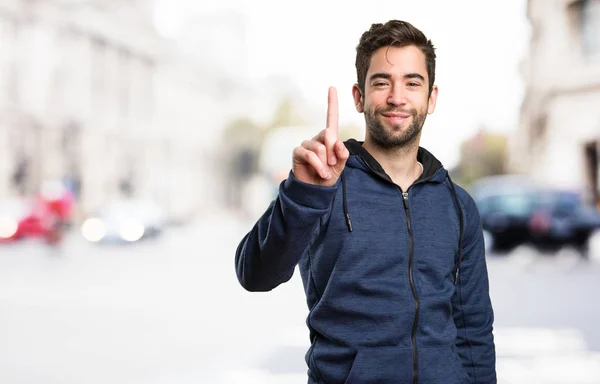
[382, 113, 411, 124]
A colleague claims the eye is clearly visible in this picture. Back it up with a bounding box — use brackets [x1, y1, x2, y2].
[408, 82, 420, 87]
[373, 82, 389, 87]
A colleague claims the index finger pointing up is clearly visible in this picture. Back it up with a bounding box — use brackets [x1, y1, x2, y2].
[326, 86, 339, 134]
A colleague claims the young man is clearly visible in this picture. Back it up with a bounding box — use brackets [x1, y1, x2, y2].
[235, 20, 496, 384]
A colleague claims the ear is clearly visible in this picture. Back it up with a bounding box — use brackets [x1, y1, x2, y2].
[427, 85, 439, 115]
[352, 84, 364, 113]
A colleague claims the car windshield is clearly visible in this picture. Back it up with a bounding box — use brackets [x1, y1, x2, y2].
[497, 194, 538, 215]
[539, 190, 582, 214]
[476, 192, 539, 216]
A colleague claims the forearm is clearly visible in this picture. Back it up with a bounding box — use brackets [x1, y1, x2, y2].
[235, 172, 338, 291]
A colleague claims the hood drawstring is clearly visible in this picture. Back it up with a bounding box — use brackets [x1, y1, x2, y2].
[446, 173, 464, 285]
[341, 172, 353, 232]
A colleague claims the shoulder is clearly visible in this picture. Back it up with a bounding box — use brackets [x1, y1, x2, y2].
[447, 180, 480, 218]
[446, 179, 483, 247]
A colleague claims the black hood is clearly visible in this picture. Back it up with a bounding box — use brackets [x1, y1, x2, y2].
[343, 139, 445, 182]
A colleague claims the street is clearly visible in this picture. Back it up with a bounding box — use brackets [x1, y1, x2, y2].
[0, 213, 599, 384]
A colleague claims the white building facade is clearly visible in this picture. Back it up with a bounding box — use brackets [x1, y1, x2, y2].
[511, 0, 600, 206]
[0, 0, 243, 222]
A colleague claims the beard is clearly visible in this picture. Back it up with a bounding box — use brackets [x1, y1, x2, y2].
[364, 105, 428, 149]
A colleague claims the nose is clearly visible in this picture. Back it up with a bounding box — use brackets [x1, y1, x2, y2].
[387, 84, 407, 107]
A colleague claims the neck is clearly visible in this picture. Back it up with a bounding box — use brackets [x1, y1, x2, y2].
[363, 135, 422, 189]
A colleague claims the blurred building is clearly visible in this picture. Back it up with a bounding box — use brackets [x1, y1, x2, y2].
[0, 1, 320, 222]
[0, 0, 165, 214]
[511, 0, 600, 206]
[169, 9, 324, 214]
[0, 0, 253, 222]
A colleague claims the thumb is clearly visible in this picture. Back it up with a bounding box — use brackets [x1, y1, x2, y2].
[332, 140, 349, 175]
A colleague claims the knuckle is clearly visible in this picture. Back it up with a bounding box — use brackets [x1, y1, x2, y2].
[293, 147, 304, 158]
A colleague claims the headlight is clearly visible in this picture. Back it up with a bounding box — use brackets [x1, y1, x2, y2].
[81, 218, 106, 242]
[119, 219, 145, 242]
[0, 217, 18, 239]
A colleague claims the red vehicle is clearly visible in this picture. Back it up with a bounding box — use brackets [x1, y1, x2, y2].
[0, 182, 75, 244]
[0, 199, 44, 242]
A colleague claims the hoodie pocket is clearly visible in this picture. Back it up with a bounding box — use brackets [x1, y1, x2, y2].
[419, 346, 470, 384]
[309, 338, 356, 384]
[343, 346, 413, 384]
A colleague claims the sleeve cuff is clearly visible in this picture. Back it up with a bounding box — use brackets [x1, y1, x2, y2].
[281, 170, 340, 210]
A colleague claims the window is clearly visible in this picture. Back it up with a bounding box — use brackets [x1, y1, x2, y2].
[580, 0, 600, 58]
[0, 17, 19, 104]
[118, 49, 132, 118]
[91, 37, 107, 114]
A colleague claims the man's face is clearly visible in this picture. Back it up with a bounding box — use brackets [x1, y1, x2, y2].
[353, 45, 438, 149]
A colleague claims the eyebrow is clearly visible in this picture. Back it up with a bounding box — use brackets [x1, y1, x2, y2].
[369, 72, 426, 82]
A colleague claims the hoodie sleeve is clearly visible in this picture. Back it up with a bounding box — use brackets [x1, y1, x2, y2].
[452, 192, 497, 383]
[235, 171, 339, 292]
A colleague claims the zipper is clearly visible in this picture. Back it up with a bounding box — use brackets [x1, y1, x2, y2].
[357, 156, 426, 383]
[402, 191, 420, 384]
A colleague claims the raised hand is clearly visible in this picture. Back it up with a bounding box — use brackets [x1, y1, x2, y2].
[292, 87, 350, 187]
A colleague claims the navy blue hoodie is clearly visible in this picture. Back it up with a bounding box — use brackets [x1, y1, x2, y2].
[235, 139, 496, 384]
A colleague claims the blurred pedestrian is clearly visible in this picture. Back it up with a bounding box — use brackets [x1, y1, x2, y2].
[235, 20, 496, 384]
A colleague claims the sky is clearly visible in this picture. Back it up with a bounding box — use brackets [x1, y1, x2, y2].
[154, 0, 530, 168]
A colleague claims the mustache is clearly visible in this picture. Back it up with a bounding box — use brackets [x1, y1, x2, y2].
[376, 107, 417, 115]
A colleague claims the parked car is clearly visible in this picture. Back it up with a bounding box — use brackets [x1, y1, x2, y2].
[81, 199, 165, 244]
[0, 198, 57, 243]
[471, 175, 542, 251]
[471, 175, 600, 255]
[529, 189, 600, 253]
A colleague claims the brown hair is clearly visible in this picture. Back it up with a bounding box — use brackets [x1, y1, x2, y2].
[355, 20, 436, 95]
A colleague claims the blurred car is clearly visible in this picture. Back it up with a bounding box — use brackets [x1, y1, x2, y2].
[37, 180, 76, 227]
[472, 175, 600, 255]
[81, 199, 165, 244]
[0, 198, 55, 242]
[529, 189, 600, 253]
[0, 181, 76, 245]
[472, 175, 542, 251]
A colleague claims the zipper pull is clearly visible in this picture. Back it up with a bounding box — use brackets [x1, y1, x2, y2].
[402, 192, 409, 208]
